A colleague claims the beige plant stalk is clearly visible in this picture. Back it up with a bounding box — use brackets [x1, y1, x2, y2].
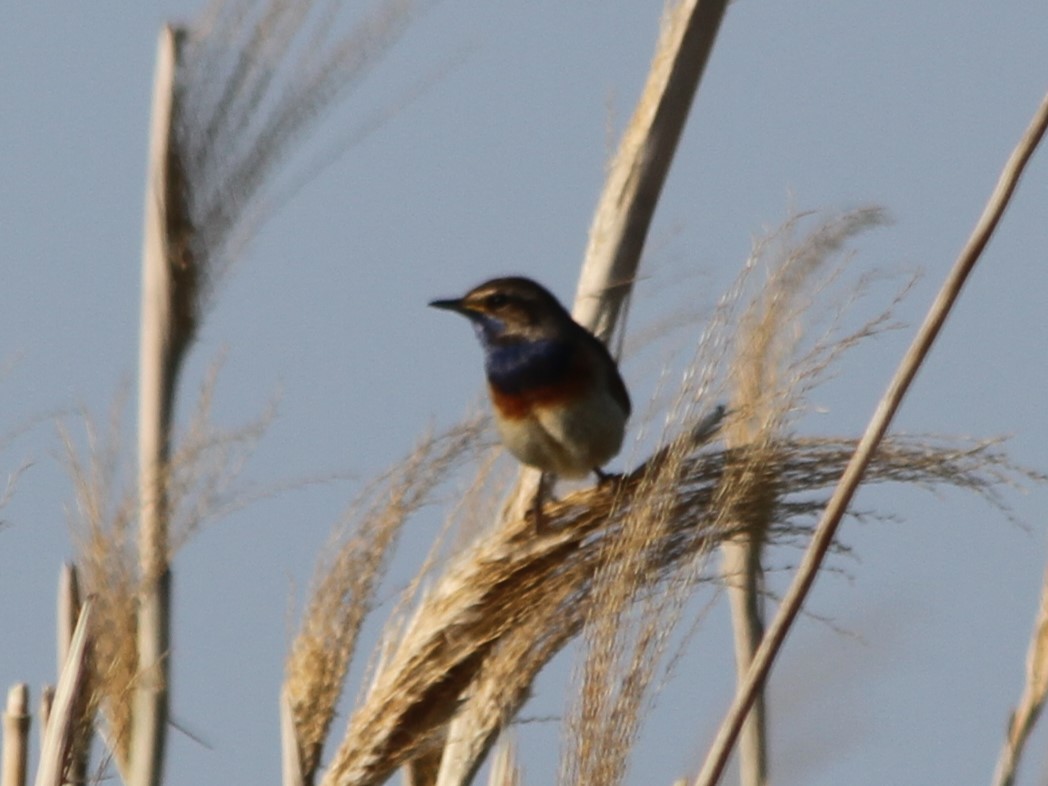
[35, 603, 92, 786]
[486, 736, 522, 786]
[2, 685, 30, 786]
[134, 25, 193, 786]
[991, 565, 1048, 786]
[56, 565, 89, 786]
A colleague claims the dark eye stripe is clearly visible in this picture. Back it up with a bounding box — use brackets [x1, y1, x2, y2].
[485, 292, 509, 309]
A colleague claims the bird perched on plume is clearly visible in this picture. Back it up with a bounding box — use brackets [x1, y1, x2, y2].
[430, 276, 630, 525]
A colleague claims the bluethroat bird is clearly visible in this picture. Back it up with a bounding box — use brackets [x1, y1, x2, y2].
[430, 276, 631, 525]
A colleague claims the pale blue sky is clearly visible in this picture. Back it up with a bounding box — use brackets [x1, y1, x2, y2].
[2, 2, 1048, 785]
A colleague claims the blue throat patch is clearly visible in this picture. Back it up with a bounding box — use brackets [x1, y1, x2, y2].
[483, 337, 574, 395]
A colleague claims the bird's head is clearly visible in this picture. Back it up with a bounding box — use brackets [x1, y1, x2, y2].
[429, 277, 572, 345]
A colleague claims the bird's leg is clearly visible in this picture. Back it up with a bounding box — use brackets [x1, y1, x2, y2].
[593, 467, 621, 486]
[531, 471, 549, 533]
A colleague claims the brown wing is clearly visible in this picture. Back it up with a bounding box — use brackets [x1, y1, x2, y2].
[582, 329, 631, 418]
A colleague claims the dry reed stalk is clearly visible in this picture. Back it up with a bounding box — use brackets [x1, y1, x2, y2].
[61, 410, 139, 774]
[36, 691, 52, 756]
[281, 688, 307, 786]
[502, 0, 729, 527]
[62, 371, 272, 776]
[486, 735, 521, 786]
[574, 0, 729, 342]
[317, 420, 1029, 786]
[55, 567, 81, 690]
[719, 541, 766, 786]
[55, 566, 90, 786]
[135, 25, 192, 786]
[991, 564, 1048, 786]
[694, 88, 1048, 786]
[35, 603, 92, 786]
[2, 684, 30, 786]
[283, 419, 484, 786]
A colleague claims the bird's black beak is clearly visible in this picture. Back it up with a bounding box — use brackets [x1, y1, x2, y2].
[429, 297, 467, 314]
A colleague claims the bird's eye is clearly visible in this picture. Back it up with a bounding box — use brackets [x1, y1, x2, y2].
[485, 292, 509, 310]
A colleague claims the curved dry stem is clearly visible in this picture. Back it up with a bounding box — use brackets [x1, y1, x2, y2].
[992, 564, 1048, 786]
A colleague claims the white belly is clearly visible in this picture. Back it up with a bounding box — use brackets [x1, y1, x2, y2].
[495, 386, 627, 478]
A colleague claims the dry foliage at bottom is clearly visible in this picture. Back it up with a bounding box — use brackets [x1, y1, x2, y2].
[314, 426, 1033, 786]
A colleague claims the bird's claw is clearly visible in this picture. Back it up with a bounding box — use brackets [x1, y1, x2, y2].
[593, 467, 622, 487]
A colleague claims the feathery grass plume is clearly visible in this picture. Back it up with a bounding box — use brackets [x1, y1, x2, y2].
[163, 358, 276, 554]
[394, 440, 516, 786]
[136, 0, 424, 625]
[284, 417, 485, 785]
[62, 402, 139, 772]
[562, 447, 699, 786]
[716, 207, 890, 786]
[62, 377, 272, 776]
[559, 389, 733, 785]
[558, 208, 891, 786]
[141, 0, 425, 561]
[318, 420, 1031, 786]
[133, 8, 448, 782]
[173, 0, 423, 299]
